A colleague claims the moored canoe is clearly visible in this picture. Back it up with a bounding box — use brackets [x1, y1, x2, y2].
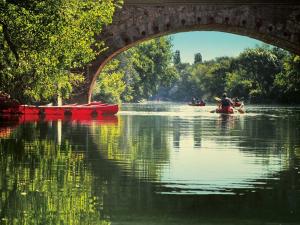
[1, 102, 119, 116]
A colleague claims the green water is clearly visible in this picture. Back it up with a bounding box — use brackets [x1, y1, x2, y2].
[0, 102, 300, 225]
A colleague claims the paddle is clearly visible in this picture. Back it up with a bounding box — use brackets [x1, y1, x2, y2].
[236, 105, 245, 114]
[214, 97, 221, 102]
[210, 109, 216, 113]
[209, 97, 220, 113]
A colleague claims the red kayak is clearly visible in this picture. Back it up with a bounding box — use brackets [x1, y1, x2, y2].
[216, 106, 234, 114]
[233, 101, 243, 107]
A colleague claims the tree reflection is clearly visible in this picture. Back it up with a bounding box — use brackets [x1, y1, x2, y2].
[0, 119, 116, 225]
[0, 114, 172, 224]
[91, 115, 171, 181]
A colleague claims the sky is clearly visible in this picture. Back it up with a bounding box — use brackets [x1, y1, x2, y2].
[168, 31, 265, 64]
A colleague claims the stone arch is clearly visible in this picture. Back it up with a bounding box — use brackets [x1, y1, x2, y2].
[72, 3, 300, 103]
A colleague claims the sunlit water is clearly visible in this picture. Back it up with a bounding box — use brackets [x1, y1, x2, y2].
[0, 102, 300, 224]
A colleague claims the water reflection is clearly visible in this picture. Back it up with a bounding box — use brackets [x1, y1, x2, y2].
[218, 114, 236, 130]
[0, 114, 119, 224]
[0, 103, 300, 224]
[0, 115, 19, 138]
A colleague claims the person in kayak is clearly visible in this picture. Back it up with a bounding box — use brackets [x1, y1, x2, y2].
[191, 97, 196, 104]
[221, 93, 234, 107]
[232, 97, 243, 107]
[217, 93, 234, 113]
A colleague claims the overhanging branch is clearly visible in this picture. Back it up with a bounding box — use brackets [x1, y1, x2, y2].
[0, 20, 19, 61]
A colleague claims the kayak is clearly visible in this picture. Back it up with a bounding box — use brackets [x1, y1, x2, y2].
[215, 106, 234, 114]
[233, 101, 243, 107]
[188, 102, 206, 106]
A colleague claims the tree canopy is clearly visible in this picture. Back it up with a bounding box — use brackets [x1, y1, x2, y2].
[194, 53, 202, 64]
[168, 45, 299, 103]
[173, 50, 181, 65]
[0, 0, 122, 103]
[93, 37, 179, 103]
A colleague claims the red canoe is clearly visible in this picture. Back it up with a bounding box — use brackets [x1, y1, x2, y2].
[1, 102, 118, 116]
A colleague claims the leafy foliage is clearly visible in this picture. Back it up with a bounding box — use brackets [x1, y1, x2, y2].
[0, 0, 122, 103]
[274, 54, 300, 103]
[194, 52, 202, 64]
[93, 59, 126, 103]
[173, 50, 181, 65]
[167, 45, 299, 104]
[230, 46, 281, 102]
[93, 37, 179, 102]
[94, 41, 299, 104]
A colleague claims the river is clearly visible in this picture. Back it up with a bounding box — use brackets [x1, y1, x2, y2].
[0, 102, 299, 224]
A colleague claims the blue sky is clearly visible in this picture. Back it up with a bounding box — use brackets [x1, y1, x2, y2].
[168, 31, 265, 63]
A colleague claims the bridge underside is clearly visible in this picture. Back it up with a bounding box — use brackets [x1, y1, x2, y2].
[70, 1, 300, 103]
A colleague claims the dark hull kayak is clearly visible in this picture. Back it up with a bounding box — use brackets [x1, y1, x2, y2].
[188, 103, 206, 106]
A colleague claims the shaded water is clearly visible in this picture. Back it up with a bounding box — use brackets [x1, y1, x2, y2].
[0, 102, 300, 224]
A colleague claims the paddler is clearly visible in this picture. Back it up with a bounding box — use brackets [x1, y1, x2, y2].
[220, 93, 234, 108]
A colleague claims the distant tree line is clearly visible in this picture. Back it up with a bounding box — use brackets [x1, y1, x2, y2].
[169, 45, 300, 103]
[94, 41, 300, 104]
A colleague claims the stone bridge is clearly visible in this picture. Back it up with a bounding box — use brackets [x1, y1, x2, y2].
[72, 0, 300, 103]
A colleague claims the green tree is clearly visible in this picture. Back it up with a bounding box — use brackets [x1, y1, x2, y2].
[166, 56, 233, 101]
[226, 68, 252, 98]
[0, 0, 122, 103]
[115, 37, 178, 102]
[168, 64, 194, 101]
[173, 50, 181, 65]
[230, 47, 281, 102]
[135, 37, 178, 100]
[274, 54, 300, 103]
[189, 57, 232, 99]
[93, 59, 126, 103]
[194, 53, 202, 64]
